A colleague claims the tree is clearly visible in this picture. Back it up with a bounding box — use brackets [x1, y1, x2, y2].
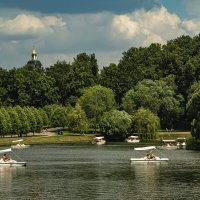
[0, 107, 12, 136]
[46, 60, 72, 105]
[99, 109, 132, 141]
[14, 106, 30, 136]
[4, 67, 59, 107]
[67, 53, 99, 105]
[49, 106, 68, 128]
[0, 67, 9, 106]
[132, 108, 160, 140]
[122, 79, 183, 128]
[79, 85, 116, 132]
[0, 110, 6, 137]
[24, 107, 37, 134]
[99, 63, 122, 104]
[99, 44, 163, 104]
[46, 53, 99, 106]
[186, 81, 200, 137]
[0, 108, 12, 137]
[191, 116, 200, 140]
[32, 108, 43, 133]
[7, 106, 21, 137]
[39, 108, 49, 128]
[68, 103, 89, 133]
[186, 81, 200, 119]
[43, 104, 61, 119]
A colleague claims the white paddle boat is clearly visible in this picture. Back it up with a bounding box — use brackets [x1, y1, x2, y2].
[11, 139, 30, 149]
[130, 146, 169, 163]
[0, 148, 27, 167]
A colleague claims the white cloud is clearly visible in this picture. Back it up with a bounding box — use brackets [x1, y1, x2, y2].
[182, 19, 200, 36]
[0, 14, 66, 36]
[113, 15, 140, 39]
[141, 29, 165, 46]
[43, 16, 66, 27]
[140, 7, 180, 29]
[112, 7, 186, 46]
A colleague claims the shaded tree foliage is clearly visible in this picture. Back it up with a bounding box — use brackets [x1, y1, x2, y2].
[68, 103, 89, 133]
[99, 109, 132, 141]
[79, 85, 116, 132]
[0, 108, 12, 137]
[3, 67, 59, 107]
[122, 79, 183, 128]
[46, 61, 71, 106]
[132, 108, 160, 140]
[187, 81, 200, 119]
[14, 106, 30, 136]
[49, 106, 68, 128]
[7, 106, 21, 136]
[46, 53, 99, 106]
[191, 116, 200, 140]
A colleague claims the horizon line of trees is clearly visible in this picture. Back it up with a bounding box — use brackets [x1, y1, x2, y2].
[1, 33, 200, 140]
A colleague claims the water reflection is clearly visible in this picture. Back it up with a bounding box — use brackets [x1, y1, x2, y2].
[130, 163, 164, 199]
[0, 166, 25, 199]
[0, 167, 13, 191]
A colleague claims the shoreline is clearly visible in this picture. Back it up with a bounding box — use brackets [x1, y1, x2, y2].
[0, 131, 191, 147]
[0, 134, 95, 147]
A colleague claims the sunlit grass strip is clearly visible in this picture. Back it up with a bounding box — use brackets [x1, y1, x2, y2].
[0, 134, 95, 147]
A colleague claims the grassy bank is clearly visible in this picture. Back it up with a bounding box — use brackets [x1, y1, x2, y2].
[0, 134, 95, 147]
[156, 131, 192, 140]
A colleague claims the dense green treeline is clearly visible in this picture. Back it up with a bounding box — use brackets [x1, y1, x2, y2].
[1, 34, 200, 140]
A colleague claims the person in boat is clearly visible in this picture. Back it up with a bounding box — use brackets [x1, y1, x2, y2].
[145, 151, 150, 159]
[2, 154, 10, 162]
[177, 142, 180, 148]
[150, 151, 155, 159]
[145, 151, 155, 159]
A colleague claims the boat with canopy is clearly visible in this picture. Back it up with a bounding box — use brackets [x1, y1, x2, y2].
[92, 136, 106, 145]
[126, 135, 140, 143]
[130, 146, 169, 163]
[159, 140, 177, 150]
[11, 139, 30, 149]
[0, 148, 27, 167]
[176, 137, 186, 149]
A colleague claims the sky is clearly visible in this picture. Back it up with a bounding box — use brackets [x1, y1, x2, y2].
[0, 0, 200, 69]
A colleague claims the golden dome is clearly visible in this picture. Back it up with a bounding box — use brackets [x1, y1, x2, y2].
[32, 49, 37, 56]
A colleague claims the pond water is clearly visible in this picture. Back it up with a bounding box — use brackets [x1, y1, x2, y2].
[0, 144, 200, 200]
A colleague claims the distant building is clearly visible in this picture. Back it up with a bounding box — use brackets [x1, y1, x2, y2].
[26, 48, 42, 69]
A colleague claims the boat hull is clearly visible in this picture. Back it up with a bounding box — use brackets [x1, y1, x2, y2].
[11, 145, 30, 149]
[130, 158, 169, 163]
[157, 146, 177, 150]
[92, 141, 106, 145]
[177, 145, 186, 149]
[0, 162, 26, 167]
[126, 140, 140, 143]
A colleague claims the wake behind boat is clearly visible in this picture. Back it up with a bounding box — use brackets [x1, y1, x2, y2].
[0, 148, 26, 167]
[130, 146, 169, 163]
[11, 139, 30, 149]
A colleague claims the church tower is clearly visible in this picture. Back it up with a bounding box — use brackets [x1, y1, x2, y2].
[27, 47, 42, 69]
[32, 49, 37, 60]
